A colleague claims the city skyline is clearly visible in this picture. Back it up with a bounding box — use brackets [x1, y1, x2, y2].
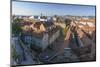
[12, 1, 96, 16]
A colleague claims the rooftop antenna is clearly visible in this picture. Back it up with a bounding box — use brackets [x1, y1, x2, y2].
[41, 12, 43, 17]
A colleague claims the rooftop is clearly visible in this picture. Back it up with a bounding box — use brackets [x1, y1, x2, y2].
[22, 21, 60, 39]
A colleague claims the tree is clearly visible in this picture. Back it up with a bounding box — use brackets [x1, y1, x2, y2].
[63, 26, 70, 36]
[13, 18, 23, 23]
[12, 22, 22, 36]
[12, 18, 22, 36]
[65, 19, 72, 26]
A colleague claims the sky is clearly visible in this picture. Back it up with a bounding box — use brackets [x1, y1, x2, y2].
[12, 1, 96, 16]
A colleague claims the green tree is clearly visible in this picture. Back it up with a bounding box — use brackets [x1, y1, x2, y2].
[13, 18, 23, 23]
[65, 19, 71, 26]
[12, 18, 22, 36]
[12, 22, 22, 36]
[63, 26, 70, 36]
